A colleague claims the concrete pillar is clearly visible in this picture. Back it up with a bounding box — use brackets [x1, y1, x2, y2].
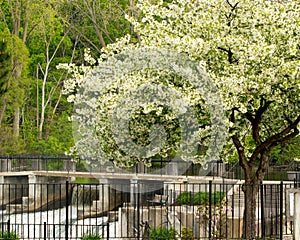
[149, 207, 166, 227]
[136, 162, 146, 174]
[209, 160, 225, 176]
[0, 176, 4, 205]
[166, 162, 178, 176]
[118, 206, 149, 239]
[294, 191, 300, 240]
[0, 175, 28, 212]
[28, 174, 73, 210]
[92, 179, 122, 214]
[28, 174, 38, 195]
[32, 159, 42, 171]
[130, 179, 138, 206]
[0, 158, 11, 172]
[99, 178, 110, 210]
[63, 159, 76, 172]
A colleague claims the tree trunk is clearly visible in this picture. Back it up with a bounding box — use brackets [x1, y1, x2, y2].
[0, 98, 7, 126]
[241, 153, 270, 239]
[44, 100, 52, 139]
[13, 106, 20, 138]
[242, 180, 259, 239]
[36, 66, 39, 130]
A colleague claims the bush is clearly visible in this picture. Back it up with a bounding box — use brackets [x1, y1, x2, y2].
[176, 191, 192, 205]
[193, 192, 209, 205]
[0, 231, 19, 240]
[149, 227, 177, 240]
[181, 227, 193, 240]
[176, 191, 224, 205]
[81, 233, 102, 240]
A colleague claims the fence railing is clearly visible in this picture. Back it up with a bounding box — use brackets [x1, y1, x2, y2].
[0, 156, 227, 177]
[0, 156, 298, 181]
[0, 181, 297, 239]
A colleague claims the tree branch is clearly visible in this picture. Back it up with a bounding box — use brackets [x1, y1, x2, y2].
[225, 1, 239, 27]
[217, 47, 236, 64]
[250, 115, 300, 165]
[254, 150, 270, 183]
[230, 109, 251, 179]
[231, 135, 252, 180]
[244, 99, 272, 145]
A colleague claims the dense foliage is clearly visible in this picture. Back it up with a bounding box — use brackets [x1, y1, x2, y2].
[0, 0, 132, 155]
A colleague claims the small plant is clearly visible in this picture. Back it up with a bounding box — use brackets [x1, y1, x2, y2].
[181, 227, 193, 240]
[81, 233, 102, 240]
[0, 231, 19, 240]
[149, 227, 177, 240]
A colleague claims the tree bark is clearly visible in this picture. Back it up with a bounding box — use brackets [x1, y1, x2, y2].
[242, 177, 259, 239]
[13, 106, 20, 138]
[0, 98, 7, 126]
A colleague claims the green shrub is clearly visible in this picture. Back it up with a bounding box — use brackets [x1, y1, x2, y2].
[149, 227, 177, 240]
[81, 233, 102, 240]
[176, 191, 224, 205]
[0, 231, 19, 240]
[176, 192, 192, 205]
[193, 192, 209, 205]
[181, 227, 193, 240]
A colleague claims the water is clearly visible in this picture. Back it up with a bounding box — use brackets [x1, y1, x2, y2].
[2, 206, 116, 239]
[0, 184, 120, 239]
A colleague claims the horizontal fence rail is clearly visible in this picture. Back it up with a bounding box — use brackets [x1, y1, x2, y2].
[0, 180, 297, 239]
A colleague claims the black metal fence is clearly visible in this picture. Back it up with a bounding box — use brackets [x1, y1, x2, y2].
[0, 180, 296, 239]
[0, 156, 299, 181]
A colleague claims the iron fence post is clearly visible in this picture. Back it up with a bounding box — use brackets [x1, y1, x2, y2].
[44, 222, 46, 240]
[7, 219, 10, 234]
[137, 182, 140, 239]
[260, 182, 265, 238]
[65, 181, 69, 240]
[280, 181, 283, 240]
[209, 180, 212, 239]
[107, 222, 109, 240]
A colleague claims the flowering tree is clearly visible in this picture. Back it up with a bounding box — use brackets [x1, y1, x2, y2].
[62, 0, 300, 237]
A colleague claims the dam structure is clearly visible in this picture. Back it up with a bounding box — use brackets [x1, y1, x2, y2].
[0, 156, 296, 239]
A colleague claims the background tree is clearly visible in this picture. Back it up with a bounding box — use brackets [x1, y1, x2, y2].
[0, 0, 73, 154]
[58, 0, 132, 57]
[0, 0, 136, 154]
[0, 28, 11, 95]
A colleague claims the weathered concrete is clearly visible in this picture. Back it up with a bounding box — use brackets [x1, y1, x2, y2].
[25, 174, 74, 212]
[0, 158, 11, 172]
[63, 159, 76, 172]
[31, 159, 42, 170]
[136, 162, 147, 174]
[165, 162, 178, 176]
[91, 179, 123, 214]
[294, 190, 300, 240]
[118, 206, 150, 239]
[0, 175, 28, 207]
[29, 174, 69, 201]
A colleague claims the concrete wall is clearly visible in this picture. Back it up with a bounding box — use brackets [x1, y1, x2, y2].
[27, 174, 73, 211]
[0, 175, 28, 207]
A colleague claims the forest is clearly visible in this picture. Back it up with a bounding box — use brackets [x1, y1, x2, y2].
[0, 0, 135, 155]
[0, 0, 299, 166]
